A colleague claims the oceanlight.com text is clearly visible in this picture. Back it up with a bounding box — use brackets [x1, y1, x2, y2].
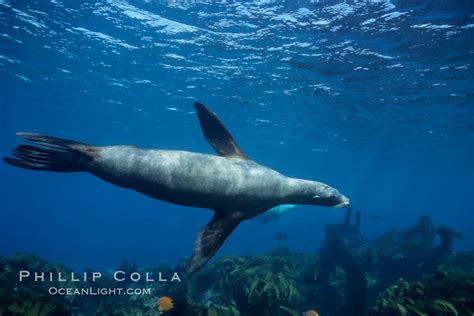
[49, 287, 152, 296]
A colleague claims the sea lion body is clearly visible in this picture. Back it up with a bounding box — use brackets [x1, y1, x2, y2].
[91, 146, 289, 214]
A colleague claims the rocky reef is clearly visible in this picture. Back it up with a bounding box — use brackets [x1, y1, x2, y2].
[0, 213, 471, 316]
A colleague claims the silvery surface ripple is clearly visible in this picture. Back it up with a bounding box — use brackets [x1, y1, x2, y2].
[0, 0, 473, 150]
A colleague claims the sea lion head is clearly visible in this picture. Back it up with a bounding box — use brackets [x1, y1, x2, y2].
[312, 185, 350, 208]
[289, 180, 350, 208]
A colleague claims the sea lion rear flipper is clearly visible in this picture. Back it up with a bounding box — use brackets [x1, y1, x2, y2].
[3, 133, 95, 172]
[186, 212, 244, 275]
[193, 102, 247, 159]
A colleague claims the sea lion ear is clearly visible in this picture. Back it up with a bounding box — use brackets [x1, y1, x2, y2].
[186, 212, 244, 275]
[193, 102, 247, 159]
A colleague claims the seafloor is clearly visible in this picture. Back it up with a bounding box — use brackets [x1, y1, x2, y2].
[1, 210, 473, 316]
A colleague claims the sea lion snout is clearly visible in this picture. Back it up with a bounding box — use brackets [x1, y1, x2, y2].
[334, 195, 350, 208]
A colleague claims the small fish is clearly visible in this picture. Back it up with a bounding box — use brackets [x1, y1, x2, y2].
[274, 232, 288, 240]
[157, 296, 174, 313]
[303, 310, 320, 316]
[368, 213, 384, 221]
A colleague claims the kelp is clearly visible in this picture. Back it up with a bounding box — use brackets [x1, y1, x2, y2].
[0, 253, 163, 316]
[370, 266, 474, 315]
[0, 253, 74, 316]
[185, 249, 307, 315]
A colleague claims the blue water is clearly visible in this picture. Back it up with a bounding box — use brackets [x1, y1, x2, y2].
[0, 0, 473, 272]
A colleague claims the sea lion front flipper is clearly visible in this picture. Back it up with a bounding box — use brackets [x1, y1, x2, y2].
[193, 102, 247, 159]
[186, 212, 244, 275]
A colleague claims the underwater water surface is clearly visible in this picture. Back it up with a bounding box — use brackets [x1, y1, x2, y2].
[0, 0, 473, 295]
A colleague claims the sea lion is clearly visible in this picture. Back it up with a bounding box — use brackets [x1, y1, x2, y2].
[3, 102, 350, 275]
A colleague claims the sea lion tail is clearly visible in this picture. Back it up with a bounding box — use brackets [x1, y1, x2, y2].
[3, 133, 96, 172]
